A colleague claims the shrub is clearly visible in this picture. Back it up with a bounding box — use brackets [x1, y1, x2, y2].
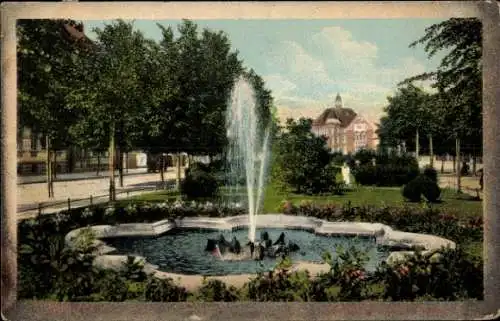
[91, 270, 129, 302]
[313, 246, 370, 301]
[144, 276, 189, 302]
[194, 279, 240, 302]
[402, 178, 422, 202]
[421, 179, 441, 203]
[181, 165, 219, 199]
[351, 154, 419, 187]
[402, 175, 441, 203]
[423, 166, 438, 182]
[374, 247, 483, 301]
[243, 257, 312, 301]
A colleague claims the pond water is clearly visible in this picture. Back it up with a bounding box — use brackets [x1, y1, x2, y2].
[104, 228, 390, 276]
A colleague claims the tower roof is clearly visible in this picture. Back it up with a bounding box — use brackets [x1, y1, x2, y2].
[312, 93, 356, 128]
[313, 107, 357, 128]
[334, 93, 343, 108]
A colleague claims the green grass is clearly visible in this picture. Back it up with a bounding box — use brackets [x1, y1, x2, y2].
[123, 184, 482, 219]
[261, 184, 482, 218]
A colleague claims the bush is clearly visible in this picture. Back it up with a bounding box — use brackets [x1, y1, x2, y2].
[242, 257, 313, 301]
[374, 248, 483, 301]
[421, 179, 441, 203]
[402, 175, 441, 203]
[313, 246, 370, 301]
[194, 279, 240, 302]
[181, 164, 219, 199]
[351, 153, 419, 187]
[402, 178, 423, 202]
[144, 276, 189, 302]
[423, 166, 438, 182]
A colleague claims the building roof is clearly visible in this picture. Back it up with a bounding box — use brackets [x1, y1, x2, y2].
[61, 21, 96, 50]
[313, 94, 357, 128]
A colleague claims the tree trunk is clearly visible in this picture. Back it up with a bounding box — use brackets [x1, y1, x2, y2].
[97, 152, 101, 175]
[125, 152, 129, 174]
[429, 135, 434, 168]
[176, 153, 182, 191]
[46, 136, 54, 198]
[109, 123, 116, 202]
[53, 150, 58, 179]
[160, 155, 165, 184]
[472, 145, 476, 175]
[415, 129, 419, 162]
[456, 137, 461, 193]
[118, 149, 124, 188]
[441, 156, 445, 173]
[452, 155, 456, 173]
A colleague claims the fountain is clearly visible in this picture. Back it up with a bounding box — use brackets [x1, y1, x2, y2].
[224, 76, 271, 244]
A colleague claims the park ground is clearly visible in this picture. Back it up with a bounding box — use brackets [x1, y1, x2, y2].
[17, 162, 482, 219]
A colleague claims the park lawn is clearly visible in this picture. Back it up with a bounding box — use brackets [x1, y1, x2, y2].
[124, 184, 482, 219]
[261, 184, 482, 219]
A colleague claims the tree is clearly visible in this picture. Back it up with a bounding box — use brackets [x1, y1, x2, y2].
[69, 20, 149, 200]
[272, 118, 335, 194]
[377, 84, 432, 161]
[401, 18, 482, 192]
[17, 19, 91, 198]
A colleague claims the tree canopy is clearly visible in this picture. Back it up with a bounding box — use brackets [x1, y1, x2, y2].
[379, 18, 482, 157]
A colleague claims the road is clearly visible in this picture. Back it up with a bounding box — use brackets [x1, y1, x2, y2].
[17, 167, 185, 218]
[17, 168, 148, 184]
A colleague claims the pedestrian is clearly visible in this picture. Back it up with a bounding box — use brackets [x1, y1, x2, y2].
[479, 168, 484, 191]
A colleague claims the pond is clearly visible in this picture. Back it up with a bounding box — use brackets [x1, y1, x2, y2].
[104, 227, 390, 276]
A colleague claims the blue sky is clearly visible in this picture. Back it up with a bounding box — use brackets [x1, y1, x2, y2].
[83, 19, 446, 124]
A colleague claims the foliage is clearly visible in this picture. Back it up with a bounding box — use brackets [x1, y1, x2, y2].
[181, 162, 220, 199]
[17, 19, 90, 148]
[422, 165, 438, 182]
[313, 246, 370, 301]
[194, 279, 240, 302]
[397, 18, 482, 156]
[374, 247, 482, 301]
[349, 151, 419, 186]
[242, 256, 313, 301]
[402, 178, 423, 202]
[402, 175, 441, 203]
[272, 118, 337, 194]
[144, 276, 189, 302]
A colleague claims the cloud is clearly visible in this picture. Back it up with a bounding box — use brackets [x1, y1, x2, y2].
[262, 74, 297, 97]
[262, 26, 435, 125]
[312, 26, 378, 64]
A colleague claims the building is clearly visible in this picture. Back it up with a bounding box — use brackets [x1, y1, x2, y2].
[311, 94, 378, 154]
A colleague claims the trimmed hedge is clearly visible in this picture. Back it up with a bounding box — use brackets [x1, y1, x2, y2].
[402, 175, 441, 203]
[181, 162, 220, 199]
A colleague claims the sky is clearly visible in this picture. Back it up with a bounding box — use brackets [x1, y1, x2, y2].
[83, 19, 446, 125]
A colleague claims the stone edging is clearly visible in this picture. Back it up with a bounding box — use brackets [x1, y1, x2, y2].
[65, 214, 456, 289]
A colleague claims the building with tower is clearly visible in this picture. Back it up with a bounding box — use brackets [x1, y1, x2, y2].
[311, 93, 378, 154]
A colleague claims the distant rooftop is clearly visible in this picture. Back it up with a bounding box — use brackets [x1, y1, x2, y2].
[313, 94, 357, 128]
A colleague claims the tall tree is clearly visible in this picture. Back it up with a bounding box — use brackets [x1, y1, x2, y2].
[69, 20, 149, 200]
[378, 84, 431, 160]
[401, 18, 482, 192]
[17, 19, 91, 198]
[272, 118, 334, 194]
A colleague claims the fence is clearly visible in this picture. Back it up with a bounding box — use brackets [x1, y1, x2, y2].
[18, 182, 177, 216]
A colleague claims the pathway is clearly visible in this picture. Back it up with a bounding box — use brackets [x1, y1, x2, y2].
[17, 168, 148, 184]
[17, 168, 185, 219]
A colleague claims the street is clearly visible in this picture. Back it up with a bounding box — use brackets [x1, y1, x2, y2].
[17, 167, 185, 217]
